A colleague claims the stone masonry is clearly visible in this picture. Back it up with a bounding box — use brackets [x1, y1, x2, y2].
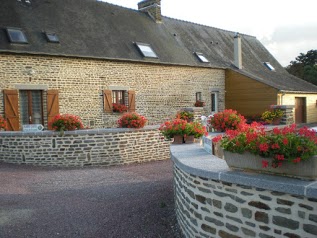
[174, 165, 317, 238]
[0, 126, 170, 166]
[0, 53, 225, 129]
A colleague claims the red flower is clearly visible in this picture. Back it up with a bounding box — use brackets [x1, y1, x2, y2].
[259, 143, 269, 152]
[293, 157, 301, 163]
[262, 160, 269, 168]
[282, 138, 288, 145]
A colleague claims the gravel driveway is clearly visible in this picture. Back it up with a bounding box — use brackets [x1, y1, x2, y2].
[0, 160, 182, 238]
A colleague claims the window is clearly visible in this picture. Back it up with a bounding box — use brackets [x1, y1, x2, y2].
[103, 89, 136, 113]
[195, 52, 209, 63]
[112, 90, 125, 104]
[6, 28, 28, 44]
[211, 92, 218, 113]
[19, 90, 43, 125]
[44, 32, 59, 43]
[135, 42, 158, 58]
[196, 92, 202, 101]
[263, 62, 275, 71]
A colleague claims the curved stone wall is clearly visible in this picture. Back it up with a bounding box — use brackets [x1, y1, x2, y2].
[0, 126, 170, 166]
[171, 144, 317, 238]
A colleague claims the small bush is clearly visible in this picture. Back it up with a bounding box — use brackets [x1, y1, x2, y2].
[117, 112, 147, 128]
[49, 114, 84, 131]
[209, 109, 246, 132]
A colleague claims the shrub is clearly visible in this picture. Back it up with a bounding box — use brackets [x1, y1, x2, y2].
[213, 123, 317, 168]
[176, 111, 194, 121]
[184, 122, 208, 138]
[209, 109, 246, 132]
[49, 114, 84, 131]
[113, 103, 128, 113]
[159, 119, 187, 139]
[117, 112, 147, 128]
[0, 116, 7, 130]
[261, 108, 284, 124]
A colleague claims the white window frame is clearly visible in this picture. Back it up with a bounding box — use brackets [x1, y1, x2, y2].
[211, 91, 219, 113]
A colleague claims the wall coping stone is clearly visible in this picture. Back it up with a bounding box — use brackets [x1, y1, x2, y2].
[171, 143, 317, 199]
[0, 125, 160, 137]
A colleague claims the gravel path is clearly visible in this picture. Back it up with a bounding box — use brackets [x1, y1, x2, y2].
[0, 160, 183, 238]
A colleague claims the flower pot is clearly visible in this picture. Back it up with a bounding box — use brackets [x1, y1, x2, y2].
[173, 135, 184, 144]
[272, 118, 282, 125]
[223, 151, 317, 180]
[184, 135, 195, 144]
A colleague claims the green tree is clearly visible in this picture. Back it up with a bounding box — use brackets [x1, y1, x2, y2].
[286, 49, 317, 85]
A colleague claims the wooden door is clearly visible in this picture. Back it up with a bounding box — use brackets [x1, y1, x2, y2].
[3, 89, 20, 131]
[295, 97, 306, 124]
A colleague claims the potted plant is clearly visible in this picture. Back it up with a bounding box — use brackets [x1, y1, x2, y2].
[176, 111, 194, 122]
[194, 100, 205, 107]
[49, 114, 84, 132]
[261, 108, 284, 125]
[113, 103, 128, 113]
[159, 118, 187, 144]
[117, 112, 147, 128]
[209, 109, 246, 132]
[213, 123, 317, 179]
[184, 122, 208, 143]
[0, 116, 7, 131]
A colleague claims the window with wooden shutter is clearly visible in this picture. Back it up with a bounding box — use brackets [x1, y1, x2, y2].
[103, 90, 113, 113]
[128, 90, 136, 112]
[3, 89, 20, 131]
[47, 89, 59, 129]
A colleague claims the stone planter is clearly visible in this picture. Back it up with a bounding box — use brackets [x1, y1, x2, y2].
[223, 151, 317, 180]
[173, 135, 184, 144]
[184, 135, 195, 144]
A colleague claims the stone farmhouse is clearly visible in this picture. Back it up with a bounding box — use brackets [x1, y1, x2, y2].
[1, 0, 317, 131]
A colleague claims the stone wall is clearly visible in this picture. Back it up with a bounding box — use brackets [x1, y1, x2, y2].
[0, 126, 170, 166]
[171, 144, 317, 238]
[0, 53, 225, 129]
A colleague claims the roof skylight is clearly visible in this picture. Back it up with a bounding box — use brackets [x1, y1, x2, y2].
[264, 62, 275, 71]
[135, 42, 158, 58]
[6, 28, 28, 44]
[44, 32, 60, 43]
[195, 52, 209, 63]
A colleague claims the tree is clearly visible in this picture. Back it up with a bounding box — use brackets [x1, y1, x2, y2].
[286, 49, 317, 85]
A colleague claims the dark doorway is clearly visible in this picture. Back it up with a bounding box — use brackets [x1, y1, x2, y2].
[295, 97, 306, 124]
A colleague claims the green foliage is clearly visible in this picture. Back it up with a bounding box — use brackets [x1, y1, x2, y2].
[286, 49, 317, 85]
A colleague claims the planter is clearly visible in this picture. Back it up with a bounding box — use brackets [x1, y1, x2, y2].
[272, 118, 282, 125]
[184, 135, 195, 144]
[223, 151, 317, 180]
[173, 135, 184, 144]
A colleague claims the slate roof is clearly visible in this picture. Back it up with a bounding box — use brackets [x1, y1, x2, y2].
[1, 0, 317, 93]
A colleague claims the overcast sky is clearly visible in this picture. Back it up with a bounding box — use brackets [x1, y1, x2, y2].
[101, 0, 317, 67]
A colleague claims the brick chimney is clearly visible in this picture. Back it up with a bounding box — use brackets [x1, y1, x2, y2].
[138, 0, 161, 23]
[234, 33, 242, 69]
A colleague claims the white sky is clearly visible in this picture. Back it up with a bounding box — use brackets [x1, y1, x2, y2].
[101, 0, 317, 67]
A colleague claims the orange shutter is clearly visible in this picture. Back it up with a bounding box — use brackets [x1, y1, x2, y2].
[103, 90, 113, 112]
[3, 89, 20, 131]
[47, 90, 59, 129]
[128, 90, 136, 112]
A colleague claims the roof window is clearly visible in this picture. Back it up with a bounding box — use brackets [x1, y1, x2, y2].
[44, 32, 60, 43]
[135, 42, 158, 58]
[6, 28, 28, 44]
[264, 62, 275, 71]
[195, 52, 209, 63]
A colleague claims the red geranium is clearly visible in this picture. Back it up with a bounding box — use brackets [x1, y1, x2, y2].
[117, 112, 147, 129]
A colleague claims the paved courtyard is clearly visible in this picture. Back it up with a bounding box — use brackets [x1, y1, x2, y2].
[0, 160, 182, 238]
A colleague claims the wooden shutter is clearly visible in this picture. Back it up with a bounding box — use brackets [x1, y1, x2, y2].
[47, 89, 59, 129]
[128, 90, 136, 112]
[103, 90, 113, 113]
[3, 89, 20, 131]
